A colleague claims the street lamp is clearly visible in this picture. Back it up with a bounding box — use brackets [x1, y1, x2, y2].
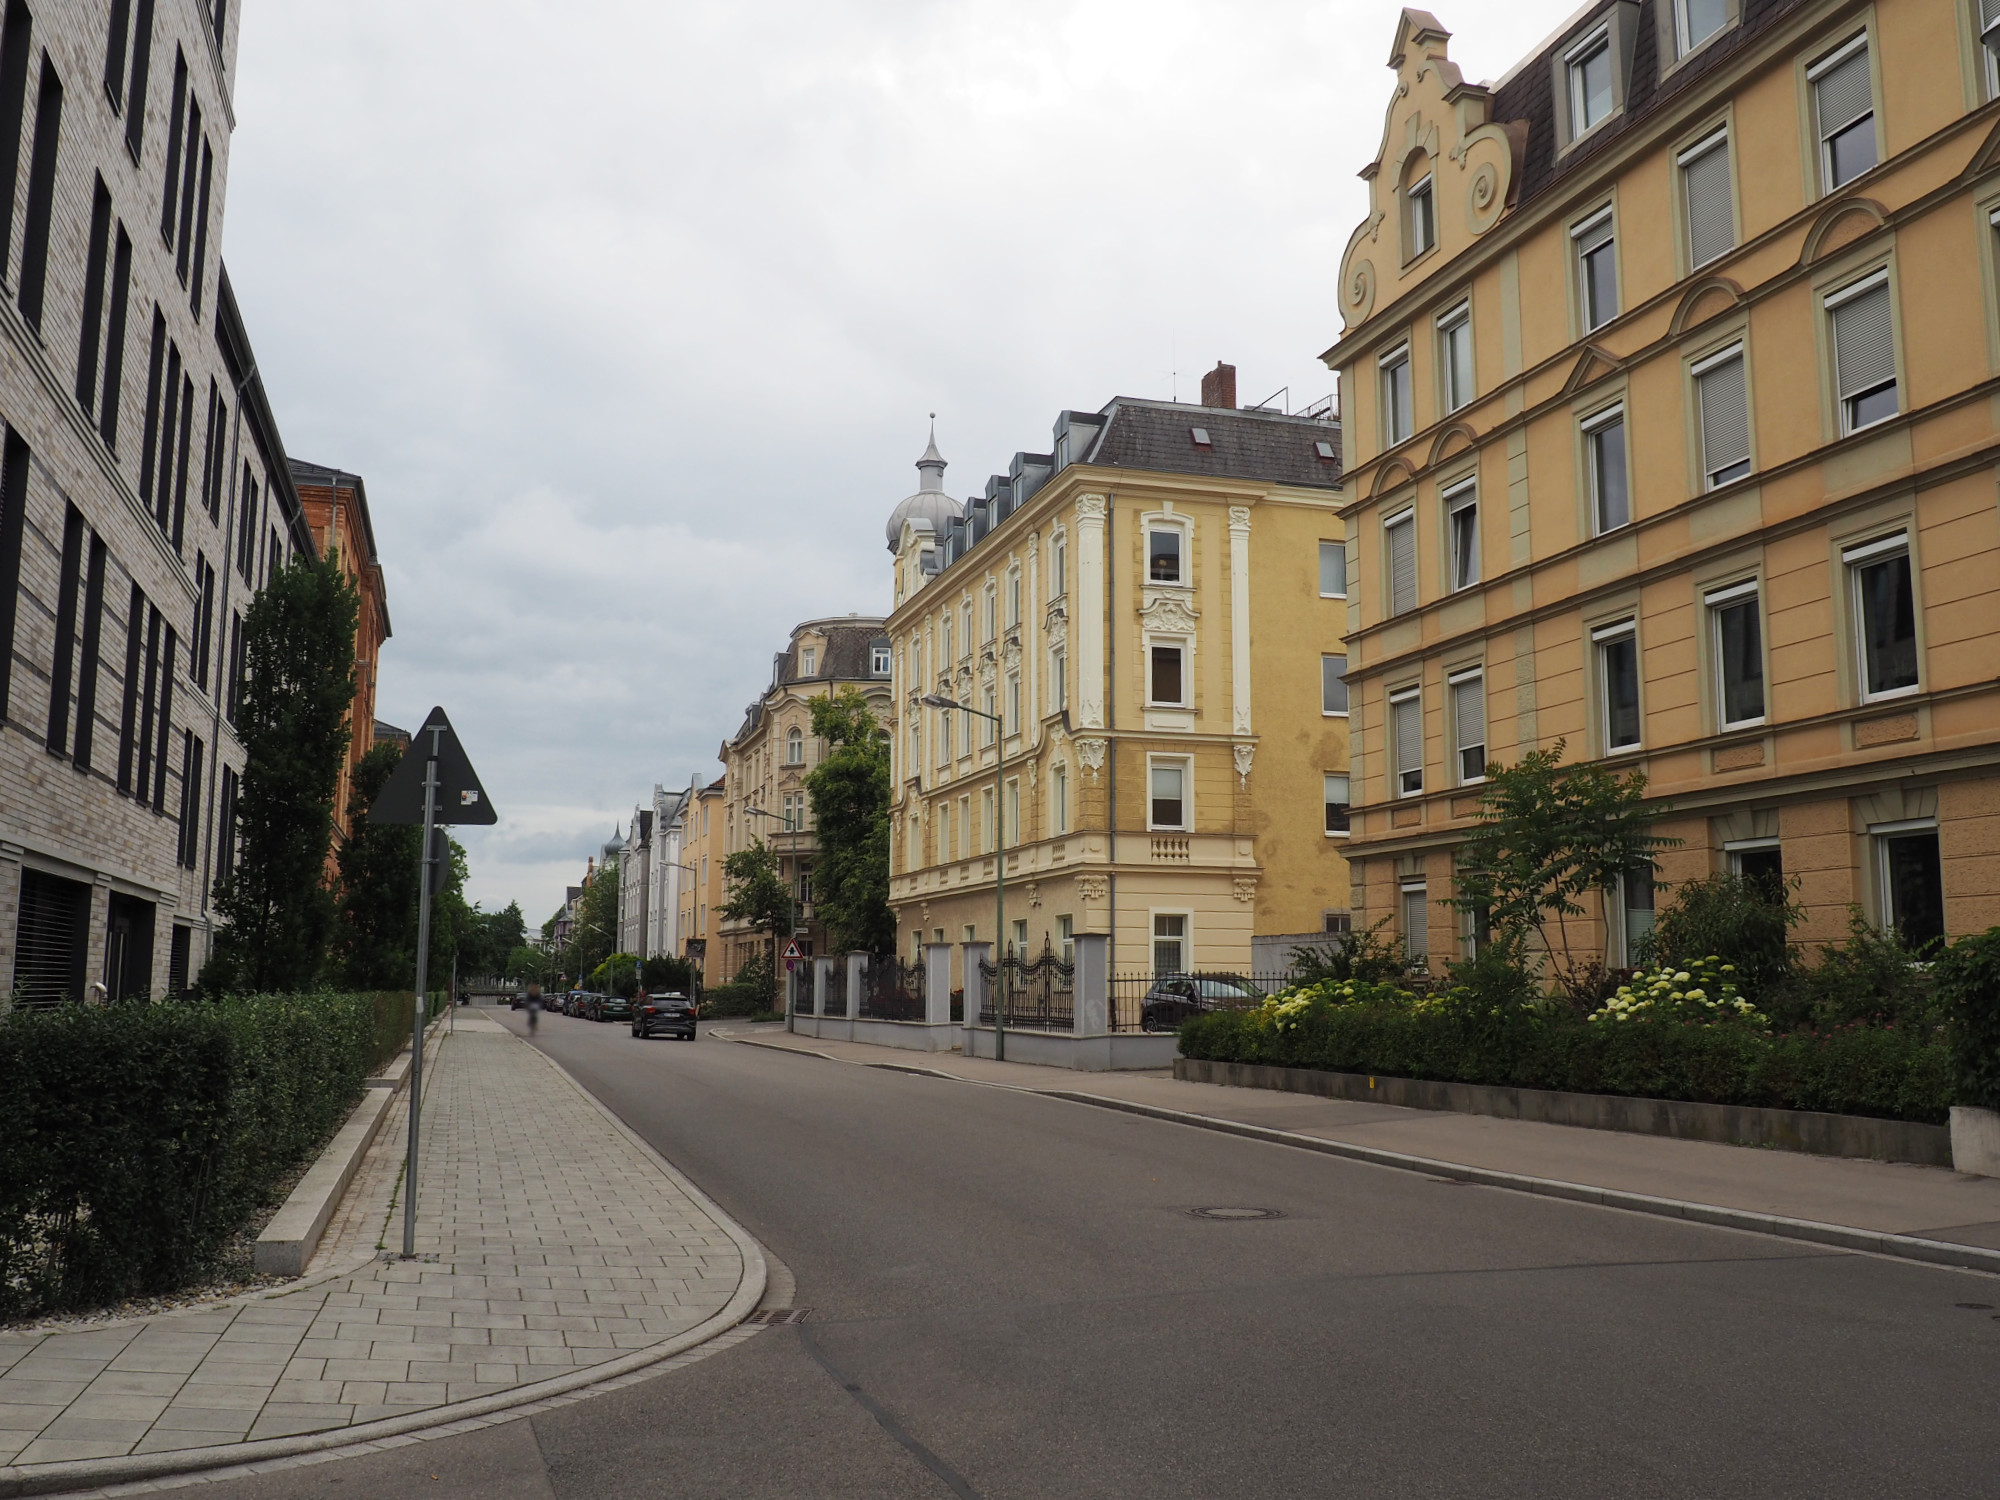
[918, 693, 1008, 1061]
[745, 805, 805, 1024]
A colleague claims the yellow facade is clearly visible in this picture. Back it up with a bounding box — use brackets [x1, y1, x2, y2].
[1329, 4, 2000, 965]
[676, 776, 726, 984]
[884, 400, 1350, 988]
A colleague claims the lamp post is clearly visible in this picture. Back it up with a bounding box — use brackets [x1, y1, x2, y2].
[744, 805, 804, 1023]
[919, 693, 1007, 1061]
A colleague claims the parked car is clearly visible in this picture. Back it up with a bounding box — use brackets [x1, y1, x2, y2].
[1139, 973, 1265, 1032]
[632, 992, 697, 1040]
[596, 993, 633, 1023]
[571, 991, 602, 1020]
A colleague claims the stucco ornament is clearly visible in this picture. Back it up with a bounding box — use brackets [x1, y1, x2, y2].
[1073, 737, 1108, 778]
[1074, 492, 1107, 520]
[1045, 605, 1067, 650]
[1140, 593, 1200, 634]
[1076, 875, 1108, 904]
[1233, 877, 1258, 905]
[1025, 882, 1041, 909]
[1232, 742, 1255, 787]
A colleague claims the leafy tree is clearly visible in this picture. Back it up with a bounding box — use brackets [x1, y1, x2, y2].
[1448, 741, 1678, 1006]
[642, 953, 694, 991]
[805, 688, 894, 955]
[203, 555, 359, 993]
[505, 945, 552, 986]
[458, 902, 526, 981]
[334, 741, 421, 989]
[563, 864, 619, 983]
[1644, 872, 1801, 1002]
[720, 839, 790, 1004]
[589, 952, 640, 998]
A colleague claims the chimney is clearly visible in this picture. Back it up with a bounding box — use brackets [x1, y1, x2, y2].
[1200, 362, 1237, 410]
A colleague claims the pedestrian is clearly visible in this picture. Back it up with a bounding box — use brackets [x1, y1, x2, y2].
[525, 982, 543, 1035]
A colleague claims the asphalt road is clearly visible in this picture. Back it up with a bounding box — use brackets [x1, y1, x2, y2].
[196, 1011, 2000, 1499]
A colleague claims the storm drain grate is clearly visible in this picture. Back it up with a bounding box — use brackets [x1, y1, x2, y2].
[1188, 1207, 1284, 1221]
[746, 1307, 814, 1324]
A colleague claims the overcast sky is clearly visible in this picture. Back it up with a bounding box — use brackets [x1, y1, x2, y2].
[220, 0, 1584, 926]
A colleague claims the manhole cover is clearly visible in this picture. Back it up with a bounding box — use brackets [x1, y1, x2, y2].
[1188, 1207, 1284, 1221]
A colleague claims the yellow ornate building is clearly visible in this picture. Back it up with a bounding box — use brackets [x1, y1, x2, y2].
[882, 383, 1350, 993]
[1327, 4, 2000, 966]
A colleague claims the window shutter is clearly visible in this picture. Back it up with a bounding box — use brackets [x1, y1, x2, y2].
[1683, 139, 1733, 267]
[1402, 885, 1428, 956]
[1392, 695, 1420, 784]
[1814, 48, 1871, 136]
[1452, 677, 1484, 758]
[1697, 353, 1749, 481]
[1387, 516, 1416, 614]
[1574, 212, 1613, 258]
[1832, 283, 1894, 402]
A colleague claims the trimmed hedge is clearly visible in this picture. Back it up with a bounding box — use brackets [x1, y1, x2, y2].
[0, 991, 390, 1319]
[1940, 927, 2000, 1111]
[1178, 1001, 1954, 1125]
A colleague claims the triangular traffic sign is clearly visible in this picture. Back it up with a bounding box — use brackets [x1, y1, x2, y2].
[782, 939, 803, 961]
[369, 706, 498, 826]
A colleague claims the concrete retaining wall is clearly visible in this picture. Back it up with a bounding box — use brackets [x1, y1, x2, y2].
[1174, 1058, 1953, 1166]
[791, 1015, 962, 1052]
[963, 1026, 1179, 1072]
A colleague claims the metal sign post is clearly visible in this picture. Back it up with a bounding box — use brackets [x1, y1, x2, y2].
[369, 707, 497, 1261]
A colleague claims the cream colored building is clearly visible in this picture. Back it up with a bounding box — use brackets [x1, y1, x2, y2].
[882, 382, 1350, 992]
[677, 774, 726, 984]
[1327, 4, 2000, 967]
[715, 618, 892, 980]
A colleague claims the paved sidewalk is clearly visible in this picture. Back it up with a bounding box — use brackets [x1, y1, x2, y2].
[0, 1015, 756, 1477]
[716, 1025, 2000, 1254]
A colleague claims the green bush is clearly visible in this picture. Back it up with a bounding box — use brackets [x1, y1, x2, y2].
[1644, 873, 1799, 1001]
[0, 992, 382, 1318]
[699, 982, 773, 1019]
[1764, 913, 1939, 1033]
[590, 953, 641, 999]
[1179, 985, 1954, 1125]
[1938, 926, 2000, 1111]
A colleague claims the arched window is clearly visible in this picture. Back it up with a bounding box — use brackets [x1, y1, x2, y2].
[786, 726, 804, 765]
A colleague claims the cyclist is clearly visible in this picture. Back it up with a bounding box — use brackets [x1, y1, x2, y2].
[525, 982, 544, 1035]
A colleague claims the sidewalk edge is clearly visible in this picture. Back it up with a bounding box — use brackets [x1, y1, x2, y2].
[0, 1032, 769, 1499]
[723, 1032, 2000, 1279]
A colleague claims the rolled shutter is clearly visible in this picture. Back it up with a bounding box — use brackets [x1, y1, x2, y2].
[1683, 139, 1733, 267]
[1452, 677, 1484, 761]
[1697, 352, 1749, 482]
[1402, 886, 1428, 957]
[1392, 694, 1421, 788]
[1832, 283, 1894, 402]
[1814, 48, 1871, 136]
[1387, 516, 1416, 614]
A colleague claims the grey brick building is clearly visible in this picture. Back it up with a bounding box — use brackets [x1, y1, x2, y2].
[0, 0, 314, 1003]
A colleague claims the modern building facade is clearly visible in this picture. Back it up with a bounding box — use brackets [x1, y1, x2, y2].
[290, 460, 390, 864]
[1, 0, 318, 1002]
[1326, 4, 2000, 967]
[715, 616, 892, 982]
[882, 385, 1349, 991]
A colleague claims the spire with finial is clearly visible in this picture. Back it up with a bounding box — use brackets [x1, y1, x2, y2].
[915, 413, 946, 494]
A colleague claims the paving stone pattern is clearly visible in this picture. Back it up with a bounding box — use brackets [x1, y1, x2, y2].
[0, 1016, 744, 1468]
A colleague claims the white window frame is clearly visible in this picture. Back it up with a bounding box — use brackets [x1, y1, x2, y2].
[1379, 343, 1412, 447]
[1725, 836, 1781, 881]
[1323, 772, 1350, 837]
[1594, 618, 1643, 754]
[1871, 816, 1942, 938]
[1438, 300, 1473, 413]
[1151, 910, 1191, 976]
[1050, 647, 1067, 713]
[1051, 533, 1067, 598]
[1448, 666, 1486, 786]
[1146, 754, 1192, 832]
[1565, 25, 1615, 138]
[1145, 520, 1188, 586]
[1406, 173, 1436, 259]
[799, 646, 816, 676]
[1400, 879, 1430, 968]
[871, 644, 891, 676]
[1572, 208, 1618, 333]
[1582, 404, 1630, 535]
[1444, 478, 1479, 591]
[1320, 540, 1352, 600]
[1705, 579, 1767, 731]
[1809, 33, 1876, 195]
[1843, 531, 1920, 704]
[1146, 638, 1189, 709]
[1691, 341, 1751, 490]
[1051, 761, 1068, 835]
[1825, 269, 1897, 436]
[1983, 0, 2000, 100]
[1673, 0, 1731, 57]
[1321, 653, 1349, 717]
[786, 726, 804, 765]
[1391, 686, 1424, 798]
[1678, 128, 1733, 270]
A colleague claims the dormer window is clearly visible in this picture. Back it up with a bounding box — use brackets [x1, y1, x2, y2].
[871, 645, 891, 676]
[1672, 0, 1729, 56]
[1405, 173, 1435, 259]
[1569, 29, 1613, 133]
[800, 647, 816, 675]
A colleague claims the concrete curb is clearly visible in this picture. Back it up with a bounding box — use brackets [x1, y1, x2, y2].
[724, 1034, 2000, 1279]
[0, 1028, 770, 1498]
[252, 1090, 394, 1276]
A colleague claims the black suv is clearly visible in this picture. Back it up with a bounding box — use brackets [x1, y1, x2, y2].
[1139, 974, 1265, 1032]
[633, 993, 697, 1040]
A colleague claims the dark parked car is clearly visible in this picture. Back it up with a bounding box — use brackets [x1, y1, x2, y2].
[1139, 973, 1265, 1032]
[632, 992, 696, 1040]
[596, 993, 633, 1023]
[570, 991, 603, 1020]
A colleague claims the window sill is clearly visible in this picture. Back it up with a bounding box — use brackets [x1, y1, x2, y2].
[1559, 111, 1625, 158]
[1324, 829, 1351, 839]
[1605, 742, 1644, 756]
[1320, 592, 1348, 601]
[1322, 711, 1349, 719]
[1858, 685, 1920, 707]
[1718, 717, 1766, 734]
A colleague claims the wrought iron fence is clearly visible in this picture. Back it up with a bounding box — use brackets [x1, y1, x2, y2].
[977, 943, 1075, 1031]
[857, 957, 926, 1021]
[823, 962, 848, 1019]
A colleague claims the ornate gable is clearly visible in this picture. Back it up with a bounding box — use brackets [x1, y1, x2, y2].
[1337, 9, 1523, 336]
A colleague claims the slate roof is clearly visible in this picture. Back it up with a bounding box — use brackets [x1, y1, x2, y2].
[1490, 0, 1808, 210]
[727, 619, 890, 746]
[1086, 399, 1341, 491]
